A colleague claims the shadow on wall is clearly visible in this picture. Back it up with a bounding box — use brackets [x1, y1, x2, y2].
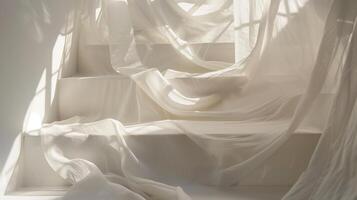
[0, 0, 80, 169]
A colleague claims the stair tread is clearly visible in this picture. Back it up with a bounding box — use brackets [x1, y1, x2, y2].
[60, 74, 127, 80]
[34, 119, 322, 136]
[4, 185, 289, 200]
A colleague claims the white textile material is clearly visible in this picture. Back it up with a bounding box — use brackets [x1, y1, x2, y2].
[2, 0, 357, 199]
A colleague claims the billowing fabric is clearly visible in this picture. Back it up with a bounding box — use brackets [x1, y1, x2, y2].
[283, 0, 357, 198]
[3, 0, 357, 199]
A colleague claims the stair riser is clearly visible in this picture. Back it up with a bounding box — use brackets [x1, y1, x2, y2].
[7, 133, 318, 193]
[78, 44, 235, 75]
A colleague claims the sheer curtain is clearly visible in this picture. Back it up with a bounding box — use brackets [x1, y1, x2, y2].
[9, 0, 357, 199]
[283, 0, 357, 198]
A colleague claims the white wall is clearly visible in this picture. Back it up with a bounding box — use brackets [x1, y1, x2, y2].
[0, 0, 78, 170]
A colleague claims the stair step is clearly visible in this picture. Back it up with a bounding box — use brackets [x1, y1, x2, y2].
[3, 120, 319, 196]
[58, 75, 332, 129]
[2, 185, 289, 200]
[58, 75, 158, 124]
[77, 43, 235, 76]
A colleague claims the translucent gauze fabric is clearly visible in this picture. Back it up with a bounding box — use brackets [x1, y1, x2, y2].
[37, 0, 357, 199]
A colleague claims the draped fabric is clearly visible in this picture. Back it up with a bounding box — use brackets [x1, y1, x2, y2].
[283, 1, 357, 198]
[3, 0, 357, 199]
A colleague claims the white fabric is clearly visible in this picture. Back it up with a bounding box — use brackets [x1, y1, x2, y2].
[1, 0, 357, 199]
[283, 0, 357, 198]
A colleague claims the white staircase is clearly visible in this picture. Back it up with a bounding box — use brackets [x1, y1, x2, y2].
[1, 39, 322, 200]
